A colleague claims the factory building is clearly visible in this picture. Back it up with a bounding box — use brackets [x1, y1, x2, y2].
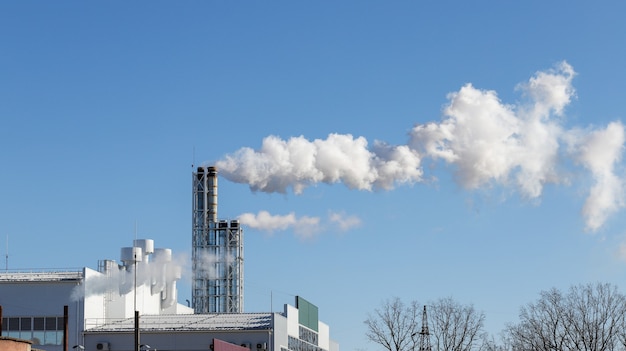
[0, 166, 339, 351]
[82, 296, 338, 351]
[0, 239, 192, 351]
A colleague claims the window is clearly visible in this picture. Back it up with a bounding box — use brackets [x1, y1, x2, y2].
[299, 326, 319, 345]
[33, 317, 45, 330]
[8, 317, 19, 330]
[2, 316, 63, 346]
[20, 317, 31, 330]
[19, 318, 32, 340]
[45, 317, 57, 330]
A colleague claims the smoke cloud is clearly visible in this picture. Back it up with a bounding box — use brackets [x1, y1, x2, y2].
[409, 61, 575, 197]
[329, 211, 362, 231]
[216, 134, 422, 194]
[70, 252, 187, 301]
[195, 250, 235, 280]
[238, 210, 361, 239]
[216, 61, 625, 232]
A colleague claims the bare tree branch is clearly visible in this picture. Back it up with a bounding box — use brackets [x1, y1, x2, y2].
[505, 283, 626, 351]
[365, 297, 420, 351]
[429, 297, 485, 351]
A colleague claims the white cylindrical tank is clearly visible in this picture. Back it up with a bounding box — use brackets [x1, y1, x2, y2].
[133, 239, 154, 254]
[121, 247, 143, 264]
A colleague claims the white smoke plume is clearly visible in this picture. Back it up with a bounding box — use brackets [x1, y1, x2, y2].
[216, 134, 422, 194]
[195, 250, 235, 280]
[217, 61, 626, 232]
[70, 271, 117, 301]
[70, 252, 187, 301]
[410, 61, 575, 197]
[329, 211, 362, 231]
[238, 210, 321, 239]
[238, 210, 361, 239]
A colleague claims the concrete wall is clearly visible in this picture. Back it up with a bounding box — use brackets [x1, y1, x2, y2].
[272, 312, 288, 350]
[285, 304, 299, 339]
[318, 321, 330, 350]
[83, 268, 105, 323]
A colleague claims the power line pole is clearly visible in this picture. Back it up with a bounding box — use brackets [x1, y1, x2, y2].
[419, 305, 432, 351]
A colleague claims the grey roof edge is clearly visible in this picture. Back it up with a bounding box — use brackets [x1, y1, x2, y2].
[84, 312, 277, 333]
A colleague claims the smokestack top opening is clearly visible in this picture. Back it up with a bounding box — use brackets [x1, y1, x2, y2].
[196, 166, 218, 179]
[197, 166, 218, 172]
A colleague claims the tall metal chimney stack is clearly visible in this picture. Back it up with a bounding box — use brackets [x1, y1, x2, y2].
[207, 166, 218, 223]
[192, 165, 244, 314]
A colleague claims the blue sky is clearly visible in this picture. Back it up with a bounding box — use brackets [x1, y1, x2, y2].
[2, 1, 626, 350]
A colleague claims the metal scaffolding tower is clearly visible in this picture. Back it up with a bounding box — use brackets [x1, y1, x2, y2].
[192, 166, 244, 313]
[419, 305, 432, 351]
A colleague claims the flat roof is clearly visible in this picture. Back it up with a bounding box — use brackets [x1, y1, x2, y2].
[85, 313, 274, 333]
[0, 270, 83, 282]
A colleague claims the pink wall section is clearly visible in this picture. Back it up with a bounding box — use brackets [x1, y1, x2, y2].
[213, 338, 250, 351]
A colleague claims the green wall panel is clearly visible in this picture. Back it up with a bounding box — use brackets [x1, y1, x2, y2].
[296, 296, 319, 332]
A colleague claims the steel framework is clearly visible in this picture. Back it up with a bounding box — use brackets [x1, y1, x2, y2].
[419, 305, 432, 351]
[192, 166, 244, 313]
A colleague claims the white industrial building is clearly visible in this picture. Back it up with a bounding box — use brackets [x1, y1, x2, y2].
[0, 239, 192, 351]
[83, 298, 337, 351]
[0, 239, 338, 351]
[0, 166, 339, 351]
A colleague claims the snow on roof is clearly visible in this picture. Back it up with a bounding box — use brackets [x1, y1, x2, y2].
[85, 313, 274, 333]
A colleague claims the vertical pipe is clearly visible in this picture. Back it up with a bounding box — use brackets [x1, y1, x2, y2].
[0, 305, 3, 336]
[207, 166, 218, 223]
[135, 310, 139, 351]
[63, 305, 69, 351]
[76, 298, 81, 350]
[192, 167, 201, 313]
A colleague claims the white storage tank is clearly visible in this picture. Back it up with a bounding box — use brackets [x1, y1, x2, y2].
[121, 247, 143, 264]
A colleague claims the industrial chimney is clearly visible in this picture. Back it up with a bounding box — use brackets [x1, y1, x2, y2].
[191, 166, 244, 314]
[207, 166, 218, 223]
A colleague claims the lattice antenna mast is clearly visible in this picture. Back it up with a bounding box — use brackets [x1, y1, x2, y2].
[419, 305, 432, 351]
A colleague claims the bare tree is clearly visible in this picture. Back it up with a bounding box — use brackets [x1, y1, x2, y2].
[429, 297, 486, 351]
[364, 297, 420, 351]
[563, 283, 626, 351]
[505, 283, 626, 351]
[478, 333, 513, 351]
[505, 288, 569, 351]
[365, 297, 486, 351]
